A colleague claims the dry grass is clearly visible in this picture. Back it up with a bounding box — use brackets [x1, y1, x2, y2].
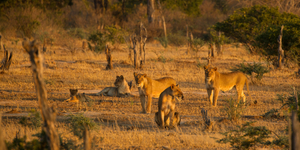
[0, 37, 299, 149]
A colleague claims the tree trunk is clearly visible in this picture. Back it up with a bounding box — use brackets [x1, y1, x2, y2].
[22, 38, 60, 150]
[201, 108, 213, 129]
[105, 44, 113, 70]
[278, 25, 284, 69]
[147, 0, 155, 24]
[218, 31, 223, 55]
[0, 32, 2, 50]
[186, 25, 189, 55]
[139, 22, 147, 67]
[84, 127, 91, 150]
[0, 45, 13, 73]
[291, 111, 300, 150]
[211, 43, 216, 58]
[131, 37, 139, 69]
[190, 33, 194, 52]
[157, 0, 167, 39]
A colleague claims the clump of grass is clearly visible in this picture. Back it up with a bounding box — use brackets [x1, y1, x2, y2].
[217, 121, 288, 149]
[230, 62, 269, 80]
[19, 109, 42, 129]
[158, 55, 166, 63]
[222, 98, 246, 121]
[67, 113, 98, 139]
[155, 37, 168, 48]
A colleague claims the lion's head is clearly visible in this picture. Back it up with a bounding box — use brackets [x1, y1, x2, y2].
[114, 75, 125, 87]
[204, 65, 217, 81]
[133, 72, 147, 88]
[170, 84, 184, 102]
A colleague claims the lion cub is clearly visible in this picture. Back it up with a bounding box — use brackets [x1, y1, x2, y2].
[156, 84, 183, 129]
[66, 89, 93, 103]
[96, 75, 132, 97]
[204, 65, 250, 106]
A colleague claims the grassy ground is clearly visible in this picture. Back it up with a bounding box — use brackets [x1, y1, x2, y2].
[0, 38, 299, 149]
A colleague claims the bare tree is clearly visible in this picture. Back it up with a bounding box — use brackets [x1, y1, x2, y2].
[157, 0, 167, 39]
[131, 36, 139, 69]
[105, 44, 113, 70]
[22, 38, 60, 150]
[186, 25, 190, 55]
[0, 45, 13, 73]
[218, 31, 223, 56]
[147, 0, 155, 24]
[278, 25, 284, 69]
[84, 127, 91, 150]
[209, 42, 216, 58]
[139, 22, 147, 67]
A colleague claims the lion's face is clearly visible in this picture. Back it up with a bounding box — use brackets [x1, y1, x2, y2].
[133, 72, 147, 88]
[171, 84, 184, 102]
[114, 75, 124, 87]
[204, 66, 217, 81]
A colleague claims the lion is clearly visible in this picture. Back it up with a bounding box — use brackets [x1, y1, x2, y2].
[204, 65, 250, 106]
[96, 75, 133, 97]
[155, 112, 181, 129]
[156, 84, 183, 129]
[133, 72, 177, 113]
[66, 89, 94, 103]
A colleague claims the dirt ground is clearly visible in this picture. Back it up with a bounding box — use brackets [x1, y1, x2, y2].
[0, 39, 299, 149]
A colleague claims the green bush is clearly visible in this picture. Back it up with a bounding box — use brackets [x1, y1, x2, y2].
[67, 28, 87, 39]
[67, 113, 98, 139]
[213, 5, 300, 63]
[15, 15, 40, 38]
[19, 109, 42, 129]
[167, 33, 187, 46]
[230, 62, 269, 80]
[222, 98, 246, 121]
[218, 121, 288, 149]
[155, 37, 168, 48]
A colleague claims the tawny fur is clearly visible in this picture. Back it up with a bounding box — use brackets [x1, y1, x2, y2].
[96, 75, 132, 97]
[156, 84, 183, 129]
[204, 65, 250, 106]
[133, 72, 177, 113]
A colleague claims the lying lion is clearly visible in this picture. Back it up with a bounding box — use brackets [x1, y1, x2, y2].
[156, 84, 183, 129]
[204, 65, 250, 106]
[66, 89, 94, 103]
[134, 72, 177, 113]
[96, 75, 133, 97]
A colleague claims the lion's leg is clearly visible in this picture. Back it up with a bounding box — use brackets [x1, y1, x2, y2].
[172, 112, 180, 127]
[160, 111, 165, 128]
[140, 95, 147, 113]
[241, 90, 246, 103]
[213, 89, 219, 106]
[96, 87, 110, 96]
[207, 89, 213, 105]
[168, 110, 175, 128]
[236, 85, 243, 103]
[146, 95, 152, 113]
[155, 112, 160, 126]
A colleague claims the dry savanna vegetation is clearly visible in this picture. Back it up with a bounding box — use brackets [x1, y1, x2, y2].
[0, 0, 300, 149]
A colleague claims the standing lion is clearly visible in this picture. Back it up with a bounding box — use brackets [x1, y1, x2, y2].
[133, 72, 176, 113]
[204, 65, 250, 106]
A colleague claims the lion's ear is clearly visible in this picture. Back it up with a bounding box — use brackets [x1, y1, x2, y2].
[176, 84, 179, 87]
[204, 65, 208, 70]
[143, 74, 147, 77]
[171, 84, 175, 90]
[116, 75, 119, 78]
[213, 67, 217, 71]
[120, 75, 124, 80]
[133, 72, 137, 77]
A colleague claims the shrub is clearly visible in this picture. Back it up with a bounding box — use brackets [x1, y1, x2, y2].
[222, 98, 246, 121]
[67, 113, 98, 139]
[15, 15, 40, 37]
[167, 33, 187, 46]
[67, 28, 87, 39]
[19, 109, 42, 129]
[230, 62, 269, 80]
[218, 122, 288, 149]
[213, 5, 300, 64]
[155, 37, 168, 48]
